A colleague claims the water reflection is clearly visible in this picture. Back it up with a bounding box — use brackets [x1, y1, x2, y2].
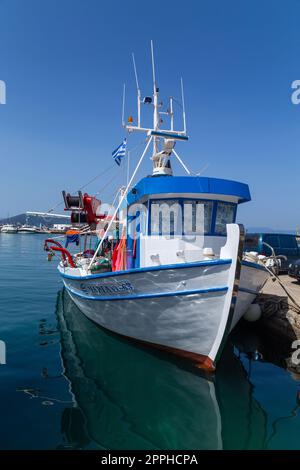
[55, 289, 299, 450]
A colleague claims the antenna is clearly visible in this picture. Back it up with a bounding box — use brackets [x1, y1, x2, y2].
[150, 40, 157, 87]
[170, 97, 174, 131]
[151, 40, 159, 155]
[132, 53, 140, 90]
[132, 53, 141, 127]
[181, 77, 187, 134]
[195, 163, 210, 176]
[122, 83, 126, 127]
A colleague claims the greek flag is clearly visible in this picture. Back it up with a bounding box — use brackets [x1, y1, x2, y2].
[112, 138, 127, 166]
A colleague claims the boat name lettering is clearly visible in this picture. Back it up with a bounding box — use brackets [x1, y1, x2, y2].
[80, 280, 134, 296]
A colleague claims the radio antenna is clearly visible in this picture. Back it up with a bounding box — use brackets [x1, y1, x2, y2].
[181, 77, 187, 134]
[150, 40, 157, 87]
[121, 83, 126, 127]
[151, 40, 159, 155]
[132, 53, 141, 127]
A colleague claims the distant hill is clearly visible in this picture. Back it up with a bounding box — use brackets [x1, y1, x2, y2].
[0, 213, 70, 227]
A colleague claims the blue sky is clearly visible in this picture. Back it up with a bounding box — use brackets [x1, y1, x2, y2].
[0, 0, 299, 229]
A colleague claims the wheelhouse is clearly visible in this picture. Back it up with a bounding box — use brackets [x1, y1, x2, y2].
[126, 176, 250, 269]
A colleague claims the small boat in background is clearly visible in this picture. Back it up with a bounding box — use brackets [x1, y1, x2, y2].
[18, 216, 38, 233]
[18, 225, 38, 233]
[1, 224, 18, 233]
[48, 224, 71, 234]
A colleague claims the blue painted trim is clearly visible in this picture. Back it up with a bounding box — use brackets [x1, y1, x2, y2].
[242, 260, 267, 272]
[127, 176, 251, 206]
[64, 284, 228, 301]
[59, 258, 232, 280]
[239, 287, 258, 295]
[127, 209, 143, 268]
[135, 235, 140, 269]
[150, 130, 189, 141]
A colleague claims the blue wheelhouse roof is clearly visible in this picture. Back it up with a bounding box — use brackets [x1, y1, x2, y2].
[127, 176, 251, 205]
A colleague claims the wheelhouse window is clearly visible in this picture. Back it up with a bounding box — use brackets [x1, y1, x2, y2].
[150, 199, 182, 236]
[215, 202, 236, 235]
[149, 199, 237, 236]
[183, 200, 213, 235]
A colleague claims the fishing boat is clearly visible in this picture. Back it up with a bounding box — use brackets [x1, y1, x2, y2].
[1, 224, 18, 233]
[45, 43, 270, 371]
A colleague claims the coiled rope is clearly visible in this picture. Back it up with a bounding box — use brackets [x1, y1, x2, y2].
[243, 252, 300, 314]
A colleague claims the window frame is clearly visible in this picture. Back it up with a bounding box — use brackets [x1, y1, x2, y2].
[214, 201, 237, 236]
[147, 198, 237, 236]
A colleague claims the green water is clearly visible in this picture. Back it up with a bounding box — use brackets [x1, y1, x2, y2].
[0, 234, 300, 449]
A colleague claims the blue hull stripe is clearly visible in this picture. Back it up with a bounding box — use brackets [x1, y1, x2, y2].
[64, 284, 228, 301]
[241, 260, 267, 272]
[60, 258, 232, 281]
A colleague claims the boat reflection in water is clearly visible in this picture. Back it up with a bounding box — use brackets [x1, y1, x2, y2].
[56, 289, 267, 450]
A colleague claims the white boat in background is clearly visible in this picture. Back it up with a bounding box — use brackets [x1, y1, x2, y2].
[18, 215, 38, 233]
[18, 225, 38, 233]
[1, 224, 18, 233]
[44, 42, 270, 372]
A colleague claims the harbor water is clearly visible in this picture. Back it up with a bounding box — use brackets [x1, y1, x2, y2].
[0, 234, 300, 450]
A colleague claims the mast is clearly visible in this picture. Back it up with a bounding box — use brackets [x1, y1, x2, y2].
[125, 41, 189, 177]
[88, 43, 191, 270]
[151, 40, 159, 156]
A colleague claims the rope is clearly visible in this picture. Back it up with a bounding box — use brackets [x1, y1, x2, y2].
[261, 265, 300, 313]
[44, 164, 116, 216]
[44, 138, 145, 219]
[255, 294, 291, 318]
[243, 252, 300, 313]
[77, 165, 115, 192]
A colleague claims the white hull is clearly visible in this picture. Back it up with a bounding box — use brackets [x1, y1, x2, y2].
[1, 227, 17, 233]
[18, 228, 37, 233]
[59, 225, 269, 370]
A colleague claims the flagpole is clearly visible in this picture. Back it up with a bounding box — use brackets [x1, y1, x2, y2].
[88, 137, 153, 270]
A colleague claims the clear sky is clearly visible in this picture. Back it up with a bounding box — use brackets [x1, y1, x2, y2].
[0, 0, 299, 229]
